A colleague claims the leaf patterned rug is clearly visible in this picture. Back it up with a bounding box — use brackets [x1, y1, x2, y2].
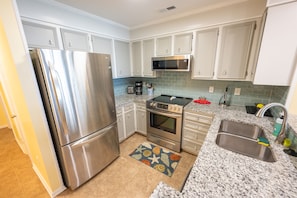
[129, 142, 181, 177]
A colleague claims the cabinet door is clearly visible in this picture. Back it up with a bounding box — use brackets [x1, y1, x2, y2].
[125, 110, 135, 137]
[136, 109, 147, 135]
[174, 33, 193, 55]
[156, 36, 172, 56]
[131, 41, 142, 76]
[142, 39, 156, 77]
[61, 29, 89, 51]
[117, 114, 125, 142]
[254, 2, 297, 86]
[22, 21, 58, 49]
[92, 36, 112, 54]
[91, 36, 116, 78]
[114, 40, 131, 78]
[217, 22, 255, 79]
[192, 28, 219, 79]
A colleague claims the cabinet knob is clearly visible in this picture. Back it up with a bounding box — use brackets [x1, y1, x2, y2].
[48, 40, 52, 45]
[68, 42, 72, 47]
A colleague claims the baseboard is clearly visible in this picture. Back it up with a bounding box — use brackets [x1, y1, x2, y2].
[0, 125, 8, 129]
[32, 163, 66, 198]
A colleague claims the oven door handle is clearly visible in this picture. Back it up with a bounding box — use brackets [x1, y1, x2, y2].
[147, 109, 181, 118]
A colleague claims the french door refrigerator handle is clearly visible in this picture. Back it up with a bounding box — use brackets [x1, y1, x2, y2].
[71, 123, 115, 148]
[48, 67, 69, 135]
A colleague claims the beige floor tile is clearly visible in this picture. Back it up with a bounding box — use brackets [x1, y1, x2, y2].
[0, 128, 49, 198]
[0, 128, 196, 198]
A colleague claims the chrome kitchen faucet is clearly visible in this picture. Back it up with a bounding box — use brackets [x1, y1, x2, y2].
[256, 103, 288, 144]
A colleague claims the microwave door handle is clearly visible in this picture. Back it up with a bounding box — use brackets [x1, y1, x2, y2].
[147, 109, 181, 118]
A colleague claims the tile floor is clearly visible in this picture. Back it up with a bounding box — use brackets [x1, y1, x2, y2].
[0, 128, 49, 198]
[0, 129, 197, 198]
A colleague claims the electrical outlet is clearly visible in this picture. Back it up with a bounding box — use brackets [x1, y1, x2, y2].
[209, 86, 214, 93]
[234, 88, 241, 96]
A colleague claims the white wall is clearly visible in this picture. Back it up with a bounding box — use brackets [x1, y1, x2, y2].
[0, 0, 65, 196]
[130, 0, 266, 40]
[287, 59, 297, 114]
[16, 0, 130, 40]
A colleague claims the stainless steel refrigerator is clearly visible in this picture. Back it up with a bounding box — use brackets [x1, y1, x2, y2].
[30, 49, 120, 190]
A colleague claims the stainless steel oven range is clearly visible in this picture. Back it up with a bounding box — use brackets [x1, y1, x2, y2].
[146, 95, 193, 152]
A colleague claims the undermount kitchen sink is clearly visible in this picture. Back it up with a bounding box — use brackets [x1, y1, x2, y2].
[219, 120, 265, 139]
[216, 120, 276, 162]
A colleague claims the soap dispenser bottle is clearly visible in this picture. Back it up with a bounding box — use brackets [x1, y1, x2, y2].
[273, 113, 284, 136]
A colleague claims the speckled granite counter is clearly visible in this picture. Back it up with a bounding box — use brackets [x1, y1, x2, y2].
[151, 102, 297, 197]
[115, 94, 155, 108]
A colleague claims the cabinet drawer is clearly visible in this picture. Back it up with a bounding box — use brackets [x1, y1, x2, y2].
[184, 112, 213, 125]
[183, 128, 207, 142]
[182, 139, 202, 155]
[135, 102, 146, 110]
[124, 103, 134, 112]
[184, 120, 210, 132]
[116, 107, 123, 115]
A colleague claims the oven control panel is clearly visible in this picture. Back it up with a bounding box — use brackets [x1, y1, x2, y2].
[168, 104, 183, 114]
[148, 102, 183, 114]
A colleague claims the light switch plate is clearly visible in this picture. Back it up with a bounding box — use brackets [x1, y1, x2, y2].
[209, 86, 214, 93]
[234, 88, 241, 96]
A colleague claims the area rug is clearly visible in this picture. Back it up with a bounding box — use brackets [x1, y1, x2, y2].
[129, 142, 181, 177]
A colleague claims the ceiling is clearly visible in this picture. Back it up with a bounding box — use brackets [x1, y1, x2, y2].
[54, 0, 248, 29]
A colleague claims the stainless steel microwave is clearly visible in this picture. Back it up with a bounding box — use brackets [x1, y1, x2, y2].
[152, 55, 191, 71]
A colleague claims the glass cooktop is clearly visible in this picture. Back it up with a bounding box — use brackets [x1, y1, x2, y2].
[151, 95, 193, 106]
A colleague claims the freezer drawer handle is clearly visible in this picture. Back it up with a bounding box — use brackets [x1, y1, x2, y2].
[71, 124, 114, 148]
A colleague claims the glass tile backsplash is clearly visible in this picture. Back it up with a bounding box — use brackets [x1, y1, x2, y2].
[113, 71, 289, 106]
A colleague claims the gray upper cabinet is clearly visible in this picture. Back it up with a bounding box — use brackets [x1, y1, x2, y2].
[254, 2, 297, 86]
[174, 33, 193, 55]
[217, 21, 255, 79]
[142, 39, 156, 77]
[156, 36, 172, 56]
[22, 21, 58, 49]
[114, 40, 131, 78]
[192, 28, 219, 79]
[61, 29, 89, 51]
[91, 36, 116, 78]
[131, 41, 142, 76]
[91, 36, 112, 54]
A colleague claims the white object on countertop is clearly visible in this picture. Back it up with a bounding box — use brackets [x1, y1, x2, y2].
[148, 88, 154, 96]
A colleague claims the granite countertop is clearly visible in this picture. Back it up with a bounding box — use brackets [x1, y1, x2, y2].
[151, 102, 297, 198]
[115, 94, 155, 108]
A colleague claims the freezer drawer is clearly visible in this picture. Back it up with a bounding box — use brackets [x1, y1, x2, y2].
[60, 122, 119, 189]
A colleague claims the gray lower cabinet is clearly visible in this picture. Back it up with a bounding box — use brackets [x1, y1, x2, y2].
[135, 102, 147, 135]
[123, 103, 135, 138]
[116, 101, 147, 142]
[182, 111, 213, 155]
[116, 109, 125, 142]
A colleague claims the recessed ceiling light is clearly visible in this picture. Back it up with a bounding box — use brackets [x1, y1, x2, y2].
[166, 6, 176, 11]
[159, 5, 176, 13]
